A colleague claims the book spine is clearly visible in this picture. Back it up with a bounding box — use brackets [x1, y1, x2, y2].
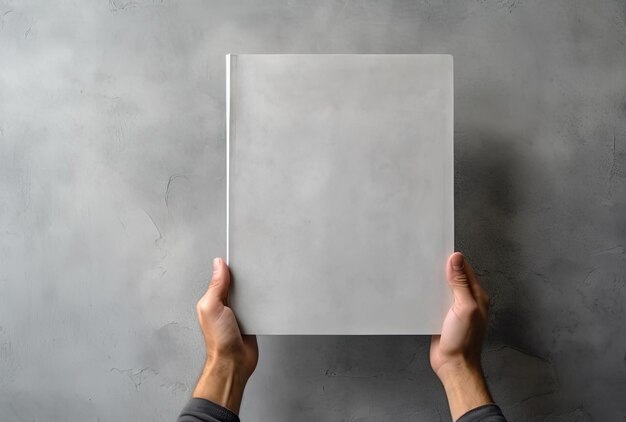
[226, 54, 235, 264]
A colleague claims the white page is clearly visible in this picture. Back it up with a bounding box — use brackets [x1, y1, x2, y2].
[227, 54, 453, 335]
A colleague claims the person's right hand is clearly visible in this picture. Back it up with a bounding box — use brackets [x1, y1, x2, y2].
[192, 257, 258, 414]
[430, 252, 493, 421]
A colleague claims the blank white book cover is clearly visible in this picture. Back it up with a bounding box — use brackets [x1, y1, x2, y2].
[226, 54, 453, 335]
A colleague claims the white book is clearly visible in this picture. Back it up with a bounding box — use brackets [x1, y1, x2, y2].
[226, 54, 453, 335]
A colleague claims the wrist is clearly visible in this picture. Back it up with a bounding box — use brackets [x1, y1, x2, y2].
[192, 356, 248, 415]
[437, 360, 493, 421]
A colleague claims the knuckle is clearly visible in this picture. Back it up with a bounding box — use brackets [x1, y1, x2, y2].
[209, 277, 224, 290]
[196, 298, 210, 314]
[467, 302, 480, 315]
[458, 301, 479, 316]
[451, 273, 469, 286]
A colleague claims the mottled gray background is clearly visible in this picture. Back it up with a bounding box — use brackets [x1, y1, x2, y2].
[0, 1, 624, 421]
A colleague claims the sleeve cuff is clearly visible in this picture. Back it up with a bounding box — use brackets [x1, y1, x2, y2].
[457, 404, 506, 422]
[178, 398, 241, 422]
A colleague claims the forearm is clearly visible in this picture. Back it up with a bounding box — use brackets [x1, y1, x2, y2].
[438, 363, 494, 421]
[192, 358, 248, 415]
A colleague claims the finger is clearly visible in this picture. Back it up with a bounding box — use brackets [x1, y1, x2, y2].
[446, 252, 476, 306]
[430, 334, 441, 349]
[208, 257, 231, 303]
[463, 258, 490, 312]
[243, 335, 258, 351]
[462, 259, 481, 294]
[243, 335, 259, 370]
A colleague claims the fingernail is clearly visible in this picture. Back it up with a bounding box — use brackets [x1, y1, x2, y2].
[212, 257, 221, 274]
[451, 253, 464, 271]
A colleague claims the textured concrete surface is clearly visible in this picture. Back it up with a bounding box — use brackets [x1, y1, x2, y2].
[0, 1, 624, 421]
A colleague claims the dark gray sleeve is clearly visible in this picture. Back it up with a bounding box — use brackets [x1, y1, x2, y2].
[176, 398, 505, 422]
[457, 404, 507, 422]
[177, 398, 240, 422]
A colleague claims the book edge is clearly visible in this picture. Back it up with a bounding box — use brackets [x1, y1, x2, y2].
[226, 54, 233, 264]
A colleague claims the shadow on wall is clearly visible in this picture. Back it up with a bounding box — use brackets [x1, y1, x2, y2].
[246, 134, 561, 421]
[454, 130, 528, 345]
[456, 131, 561, 418]
[251, 335, 444, 422]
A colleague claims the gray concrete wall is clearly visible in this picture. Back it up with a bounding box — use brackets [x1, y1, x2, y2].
[0, 1, 624, 420]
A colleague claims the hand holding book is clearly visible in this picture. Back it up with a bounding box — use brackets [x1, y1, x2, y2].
[430, 253, 495, 421]
[184, 253, 504, 422]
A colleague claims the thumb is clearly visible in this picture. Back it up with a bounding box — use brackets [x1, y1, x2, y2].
[208, 257, 231, 303]
[446, 252, 474, 306]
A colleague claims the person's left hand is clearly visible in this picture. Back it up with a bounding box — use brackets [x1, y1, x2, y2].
[192, 257, 258, 414]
